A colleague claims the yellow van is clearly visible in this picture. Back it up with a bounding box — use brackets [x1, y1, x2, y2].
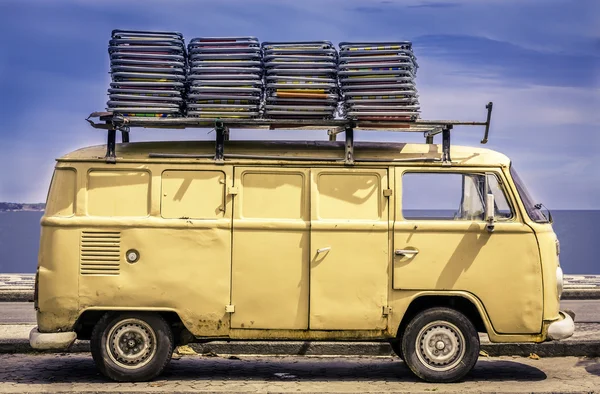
[30, 116, 573, 383]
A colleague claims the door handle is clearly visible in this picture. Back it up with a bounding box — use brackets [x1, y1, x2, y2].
[317, 247, 331, 254]
[395, 249, 419, 256]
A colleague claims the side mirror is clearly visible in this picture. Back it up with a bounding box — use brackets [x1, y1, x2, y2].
[486, 193, 495, 233]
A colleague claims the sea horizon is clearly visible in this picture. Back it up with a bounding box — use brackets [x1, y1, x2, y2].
[1, 209, 598, 275]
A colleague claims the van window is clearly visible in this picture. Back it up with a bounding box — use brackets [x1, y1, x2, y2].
[87, 170, 150, 217]
[488, 175, 512, 219]
[161, 170, 225, 219]
[241, 171, 306, 219]
[317, 172, 382, 220]
[402, 172, 512, 220]
[46, 168, 76, 217]
[510, 166, 548, 223]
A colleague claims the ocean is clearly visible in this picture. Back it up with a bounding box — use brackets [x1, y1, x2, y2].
[0, 210, 597, 274]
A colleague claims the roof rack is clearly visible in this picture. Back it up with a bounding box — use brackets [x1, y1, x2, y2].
[86, 101, 493, 165]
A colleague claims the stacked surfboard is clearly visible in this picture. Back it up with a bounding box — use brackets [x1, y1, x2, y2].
[186, 37, 263, 118]
[338, 42, 420, 121]
[107, 30, 186, 117]
[262, 41, 339, 119]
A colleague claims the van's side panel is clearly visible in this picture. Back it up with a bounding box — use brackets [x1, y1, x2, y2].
[231, 167, 310, 330]
[309, 168, 389, 330]
[37, 226, 81, 331]
[77, 164, 233, 337]
[392, 167, 543, 334]
[37, 165, 80, 332]
[502, 167, 560, 323]
[529, 223, 561, 322]
[37, 144, 555, 343]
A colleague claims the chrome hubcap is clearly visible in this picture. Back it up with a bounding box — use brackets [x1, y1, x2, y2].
[416, 321, 465, 372]
[106, 318, 156, 369]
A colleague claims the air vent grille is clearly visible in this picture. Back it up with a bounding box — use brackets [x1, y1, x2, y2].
[80, 231, 121, 275]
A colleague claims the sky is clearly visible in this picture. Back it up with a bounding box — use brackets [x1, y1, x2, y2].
[0, 0, 598, 208]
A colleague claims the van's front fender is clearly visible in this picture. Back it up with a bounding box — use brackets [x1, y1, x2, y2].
[388, 290, 548, 343]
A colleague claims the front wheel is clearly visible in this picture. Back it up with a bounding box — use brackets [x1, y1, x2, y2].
[388, 338, 403, 360]
[401, 307, 479, 383]
[91, 312, 174, 382]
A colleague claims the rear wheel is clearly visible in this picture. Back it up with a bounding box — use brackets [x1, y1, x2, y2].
[91, 312, 174, 382]
[401, 307, 479, 383]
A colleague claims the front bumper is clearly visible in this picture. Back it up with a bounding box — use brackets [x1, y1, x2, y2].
[547, 311, 575, 341]
[29, 327, 77, 351]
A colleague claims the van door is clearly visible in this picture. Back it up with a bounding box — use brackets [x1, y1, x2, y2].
[393, 168, 543, 334]
[309, 168, 389, 330]
[231, 167, 310, 330]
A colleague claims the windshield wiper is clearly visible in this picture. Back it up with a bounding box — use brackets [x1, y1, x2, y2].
[534, 203, 553, 223]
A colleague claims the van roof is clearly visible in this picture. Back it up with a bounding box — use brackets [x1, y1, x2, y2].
[58, 140, 510, 167]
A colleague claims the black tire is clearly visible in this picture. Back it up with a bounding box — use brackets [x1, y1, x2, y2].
[91, 312, 174, 382]
[401, 307, 479, 383]
[388, 338, 404, 360]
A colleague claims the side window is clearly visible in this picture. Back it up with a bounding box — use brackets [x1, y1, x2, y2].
[487, 174, 513, 219]
[461, 174, 486, 220]
[87, 170, 150, 217]
[402, 173, 468, 220]
[161, 170, 225, 219]
[402, 172, 513, 220]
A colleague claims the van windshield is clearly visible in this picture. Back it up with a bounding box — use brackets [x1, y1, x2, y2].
[510, 166, 549, 223]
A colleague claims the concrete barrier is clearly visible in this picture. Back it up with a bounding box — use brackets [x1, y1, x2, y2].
[0, 290, 33, 302]
[0, 274, 34, 302]
[2, 274, 600, 302]
[563, 274, 600, 299]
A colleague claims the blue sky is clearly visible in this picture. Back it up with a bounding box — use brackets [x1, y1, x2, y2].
[0, 0, 598, 208]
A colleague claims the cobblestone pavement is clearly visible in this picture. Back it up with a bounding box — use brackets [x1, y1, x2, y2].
[0, 354, 598, 393]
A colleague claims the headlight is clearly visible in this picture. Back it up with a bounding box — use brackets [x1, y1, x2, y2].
[556, 266, 564, 299]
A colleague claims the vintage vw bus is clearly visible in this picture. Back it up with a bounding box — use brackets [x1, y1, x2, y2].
[30, 125, 573, 383]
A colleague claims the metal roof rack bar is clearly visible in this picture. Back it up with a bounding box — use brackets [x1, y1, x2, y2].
[86, 101, 493, 164]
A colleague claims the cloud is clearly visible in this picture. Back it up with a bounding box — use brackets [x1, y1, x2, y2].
[412, 55, 600, 209]
[0, 109, 102, 202]
[414, 35, 598, 88]
[353, 6, 387, 13]
[0, 0, 597, 208]
[407, 2, 461, 8]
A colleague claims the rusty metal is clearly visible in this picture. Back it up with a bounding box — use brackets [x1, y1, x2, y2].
[442, 125, 452, 163]
[328, 129, 338, 141]
[86, 110, 493, 133]
[105, 129, 117, 164]
[214, 120, 226, 162]
[86, 102, 495, 164]
[121, 126, 130, 143]
[345, 126, 355, 165]
[481, 102, 494, 144]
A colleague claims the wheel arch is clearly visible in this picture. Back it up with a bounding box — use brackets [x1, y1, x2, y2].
[395, 293, 490, 339]
[74, 309, 193, 345]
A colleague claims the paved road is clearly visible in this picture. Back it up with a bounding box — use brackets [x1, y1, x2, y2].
[3, 300, 599, 325]
[562, 299, 600, 322]
[0, 354, 598, 393]
[0, 302, 35, 324]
